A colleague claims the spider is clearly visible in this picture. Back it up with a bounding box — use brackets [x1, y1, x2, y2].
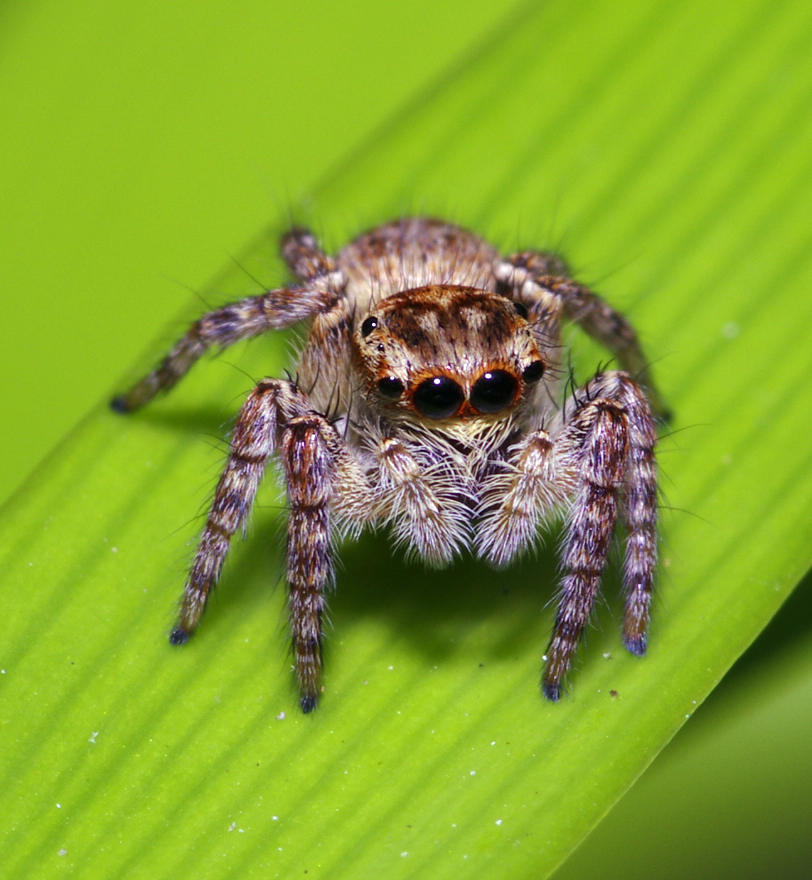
[112, 217, 667, 712]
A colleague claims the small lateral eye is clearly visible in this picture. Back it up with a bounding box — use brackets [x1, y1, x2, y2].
[513, 301, 529, 319]
[361, 316, 379, 337]
[470, 369, 518, 414]
[522, 360, 545, 383]
[413, 376, 464, 419]
[377, 376, 404, 399]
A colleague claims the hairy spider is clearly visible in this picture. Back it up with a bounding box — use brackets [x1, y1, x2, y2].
[112, 218, 667, 712]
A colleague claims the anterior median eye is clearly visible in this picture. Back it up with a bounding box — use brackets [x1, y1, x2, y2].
[470, 369, 518, 414]
[377, 376, 405, 399]
[413, 376, 464, 419]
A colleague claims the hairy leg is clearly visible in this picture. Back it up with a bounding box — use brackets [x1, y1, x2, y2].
[542, 393, 629, 700]
[281, 413, 336, 712]
[497, 253, 670, 419]
[110, 284, 339, 412]
[281, 227, 337, 283]
[542, 370, 658, 698]
[111, 228, 344, 413]
[170, 379, 301, 642]
[167, 378, 369, 712]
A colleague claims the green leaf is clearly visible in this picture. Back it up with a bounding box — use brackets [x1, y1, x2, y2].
[556, 577, 812, 878]
[1, 0, 809, 878]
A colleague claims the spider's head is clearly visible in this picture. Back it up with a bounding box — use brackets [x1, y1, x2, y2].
[352, 284, 547, 424]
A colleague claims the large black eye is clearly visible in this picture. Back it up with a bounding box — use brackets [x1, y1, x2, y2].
[361, 316, 378, 337]
[522, 360, 545, 383]
[413, 376, 464, 419]
[513, 301, 529, 319]
[377, 376, 404, 399]
[470, 369, 518, 414]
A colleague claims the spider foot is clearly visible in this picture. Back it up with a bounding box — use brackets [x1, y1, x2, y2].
[300, 694, 318, 714]
[110, 395, 133, 414]
[169, 626, 191, 646]
[624, 634, 648, 656]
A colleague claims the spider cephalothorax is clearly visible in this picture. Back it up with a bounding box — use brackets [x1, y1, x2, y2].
[113, 217, 666, 712]
[354, 284, 545, 422]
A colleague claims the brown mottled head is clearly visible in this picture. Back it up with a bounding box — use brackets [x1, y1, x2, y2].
[352, 284, 547, 421]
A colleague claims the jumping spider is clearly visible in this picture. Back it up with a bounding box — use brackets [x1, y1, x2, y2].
[112, 218, 667, 712]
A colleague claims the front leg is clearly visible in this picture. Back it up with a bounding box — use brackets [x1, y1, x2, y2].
[170, 379, 296, 643]
[281, 414, 337, 712]
[169, 378, 364, 712]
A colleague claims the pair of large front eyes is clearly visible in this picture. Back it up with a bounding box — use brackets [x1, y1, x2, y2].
[377, 363, 544, 419]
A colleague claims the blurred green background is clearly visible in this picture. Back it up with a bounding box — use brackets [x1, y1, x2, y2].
[1, 1, 809, 878]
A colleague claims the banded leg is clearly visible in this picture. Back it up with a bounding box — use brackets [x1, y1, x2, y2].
[562, 371, 659, 657]
[542, 395, 630, 701]
[110, 282, 339, 412]
[613, 375, 659, 655]
[497, 253, 670, 419]
[280, 413, 340, 713]
[111, 229, 343, 413]
[170, 379, 298, 643]
[281, 227, 337, 282]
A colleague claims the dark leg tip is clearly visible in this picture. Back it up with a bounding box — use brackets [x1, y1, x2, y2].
[624, 634, 648, 657]
[300, 694, 318, 714]
[542, 682, 561, 702]
[110, 395, 131, 414]
[169, 626, 191, 646]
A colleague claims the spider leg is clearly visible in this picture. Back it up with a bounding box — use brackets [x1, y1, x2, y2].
[281, 227, 336, 282]
[497, 253, 670, 420]
[281, 413, 337, 712]
[170, 379, 307, 644]
[542, 369, 659, 700]
[614, 376, 659, 656]
[169, 378, 372, 712]
[111, 228, 345, 413]
[170, 379, 296, 644]
[284, 411, 379, 710]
